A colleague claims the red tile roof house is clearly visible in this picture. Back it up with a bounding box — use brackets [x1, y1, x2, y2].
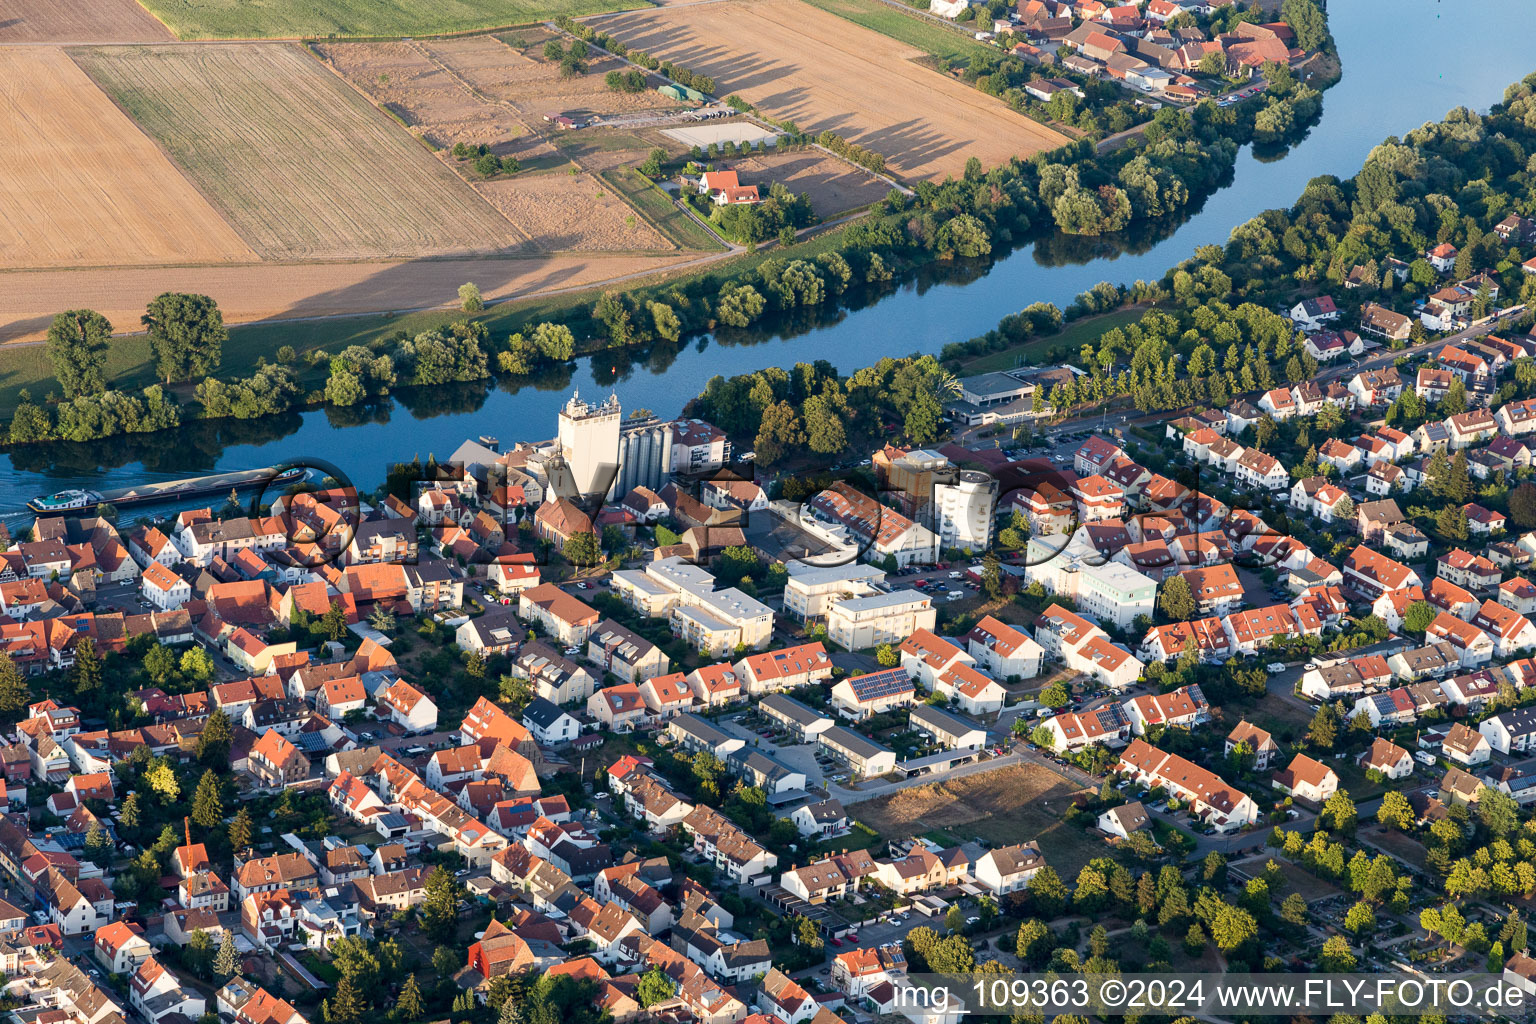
[1272, 754, 1338, 808]
[518, 583, 600, 647]
[95, 920, 152, 974]
[697, 170, 760, 206]
[248, 729, 308, 790]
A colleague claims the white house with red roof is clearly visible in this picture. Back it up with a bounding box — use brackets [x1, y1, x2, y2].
[1271, 753, 1338, 804]
[962, 615, 1043, 679]
[1073, 436, 1124, 477]
[378, 679, 438, 733]
[1041, 704, 1132, 752]
[1258, 387, 1297, 421]
[1289, 295, 1339, 328]
[1117, 740, 1257, 832]
[1123, 684, 1209, 735]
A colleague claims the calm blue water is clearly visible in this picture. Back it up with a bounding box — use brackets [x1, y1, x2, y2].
[5, 0, 1534, 520]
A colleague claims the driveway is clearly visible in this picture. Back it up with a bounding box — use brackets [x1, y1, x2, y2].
[715, 713, 827, 788]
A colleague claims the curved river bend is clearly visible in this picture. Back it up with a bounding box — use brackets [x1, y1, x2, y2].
[5, 0, 1535, 521]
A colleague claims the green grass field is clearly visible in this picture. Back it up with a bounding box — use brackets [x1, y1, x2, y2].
[134, 0, 647, 40]
[601, 169, 729, 252]
[960, 306, 1147, 373]
[798, 0, 992, 66]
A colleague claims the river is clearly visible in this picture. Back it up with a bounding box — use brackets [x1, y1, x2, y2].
[5, 0, 1535, 524]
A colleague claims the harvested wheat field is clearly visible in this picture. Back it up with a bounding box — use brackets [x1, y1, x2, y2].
[599, 0, 1069, 179]
[0, 0, 171, 42]
[728, 150, 890, 217]
[72, 43, 523, 261]
[0, 252, 699, 343]
[478, 172, 672, 252]
[0, 47, 254, 270]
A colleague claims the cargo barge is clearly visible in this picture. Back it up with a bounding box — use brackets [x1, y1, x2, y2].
[28, 466, 304, 516]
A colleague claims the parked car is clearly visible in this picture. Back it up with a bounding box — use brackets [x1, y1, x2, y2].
[1265, 662, 1286, 672]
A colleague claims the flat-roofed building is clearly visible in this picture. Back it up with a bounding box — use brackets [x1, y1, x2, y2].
[826, 590, 936, 651]
[782, 563, 887, 622]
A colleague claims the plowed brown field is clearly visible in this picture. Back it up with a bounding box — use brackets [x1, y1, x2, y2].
[0, 47, 254, 270]
[598, 0, 1069, 179]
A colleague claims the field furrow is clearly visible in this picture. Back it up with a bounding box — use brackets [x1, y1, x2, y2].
[598, 0, 1070, 180]
[71, 43, 525, 262]
[0, 46, 254, 270]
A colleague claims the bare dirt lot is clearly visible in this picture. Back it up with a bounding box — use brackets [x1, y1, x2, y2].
[0, 0, 171, 42]
[728, 150, 890, 217]
[598, 0, 1069, 180]
[0, 253, 699, 343]
[0, 46, 254, 270]
[73, 43, 524, 261]
[478, 171, 672, 251]
[858, 763, 1099, 872]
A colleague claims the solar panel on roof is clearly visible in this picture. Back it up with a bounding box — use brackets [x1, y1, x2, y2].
[848, 668, 913, 701]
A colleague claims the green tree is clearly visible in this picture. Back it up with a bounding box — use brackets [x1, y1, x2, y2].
[1403, 600, 1438, 635]
[396, 974, 424, 1022]
[795, 915, 824, 951]
[83, 820, 112, 866]
[229, 807, 253, 851]
[875, 643, 899, 667]
[144, 644, 177, 685]
[214, 930, 241, 978]
[181, 646, 215, 684]
[420, 865, 461, 942]
[321, 600, 349, 642]
[46, 309, 112, 398]
[1279, 892, 1308, 926]
[1039, 682, 1070, 708]
[145, 759, 180, 803]
[0, 654, 28, 720]
[197, 708, 233, 768]
[458, 282, 484, 312]
[325, 975, 365, 1024]
[192, 769, 223, 830]
[1308, 703, 1337, 750]
[120, 792, 141, 829]
[1511, 483, 1536, 529]
[1318, 935, 1357, 971]
[1158, 575, 1196, 621]
[1321, 790, 1357, 834]
[1377, 789, 1414, 831]
[563, 531, 601, 566]
[1025, 865, 1068, 916]
[637, 967, 676, 1007]
[186, 928, 214, 978]
[71, 637, 102, 696]
[143, 292, 227, 384]
[754, 400, 805, 464]
[1280, 0, 1329, 50]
